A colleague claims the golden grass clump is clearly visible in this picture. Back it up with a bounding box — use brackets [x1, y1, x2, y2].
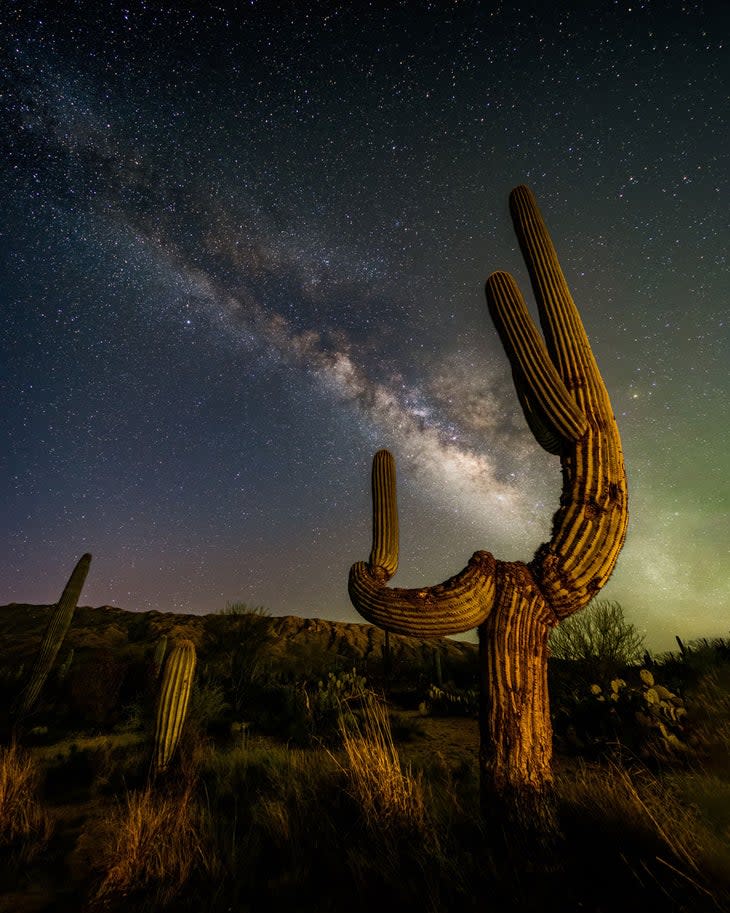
[0, 740, 53, 861]
[338, 693, 432, 840]
[93, 782, 220, 907]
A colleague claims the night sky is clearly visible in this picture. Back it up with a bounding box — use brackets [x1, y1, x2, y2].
[1, 1, 727, 652]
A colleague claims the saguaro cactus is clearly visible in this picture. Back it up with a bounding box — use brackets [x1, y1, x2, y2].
[152, 639, 197, 774]
[348, 185, 628, 832]
[16, 553, 91, 722]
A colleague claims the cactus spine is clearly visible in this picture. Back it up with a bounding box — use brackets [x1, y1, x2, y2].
[348, 186, 628, 832]
[16, 553, 91, 721]
[152, 639, 196, 774]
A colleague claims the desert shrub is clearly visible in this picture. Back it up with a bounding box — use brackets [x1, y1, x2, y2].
[116, 648, 159, 704]
[204, 603, 274, 718]
[225, 678, 309, 745]
[549, 600, 645, 683]
[656, 637, 730, 698]
[0, 741, 53, 863]
[233, 670, 369, 747]
[185, 679, 230, 737]
[67, 648, 128, 728]
[274, 637, 347, 682]
[306, 668, 366, 744]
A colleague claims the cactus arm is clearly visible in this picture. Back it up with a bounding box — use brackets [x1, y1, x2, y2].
[368, 449, 399, 578]
[18, 553, 91, 718]
[153, 639, 196, 774]
[349, 551, 497, 636]
[499, 185, 628, 615]
[513, 378, 564, 455]
[348, 449, 496, 635]
[485, 270, 588, 453]
[508, 184, 608, 411]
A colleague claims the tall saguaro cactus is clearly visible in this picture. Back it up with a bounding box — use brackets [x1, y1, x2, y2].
[348, 185, 628, 831]
[16, 553, 92, 723]
[152, 639, 197, 775]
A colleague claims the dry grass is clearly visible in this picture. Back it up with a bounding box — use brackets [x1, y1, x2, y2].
[0, 740, 53, 861]
[92, 780, 220, 907]
[557, 758, 730, 904]
[337, 693, 433, 841]
[686, 667, 730, 768]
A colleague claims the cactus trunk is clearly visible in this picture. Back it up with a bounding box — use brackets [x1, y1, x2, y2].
[17, 553, 91, 722]
[478, 568, 557, 839]
[347, 185, 628, 846]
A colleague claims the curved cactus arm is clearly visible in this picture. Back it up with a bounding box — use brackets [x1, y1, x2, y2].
[348, 449, 496, 635]
[18, 552, 91, 718]
[485, 270, 587, 453]
[498, 185, 628, 616]
[349, 552, 496, 636]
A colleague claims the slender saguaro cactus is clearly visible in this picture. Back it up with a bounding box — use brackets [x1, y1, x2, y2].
[16, 553, 91, 721]
[348, 185, 628, 831]
[152, 639, 197, 774]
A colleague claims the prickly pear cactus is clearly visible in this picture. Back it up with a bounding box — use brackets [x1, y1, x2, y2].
[425, 684, 479, 718]
[633, 669, 688, 754]
[565, 671, 688, 758]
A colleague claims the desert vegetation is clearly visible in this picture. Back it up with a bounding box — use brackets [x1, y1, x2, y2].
[1, 191, 726, 911]
[0, 592, 729, 912]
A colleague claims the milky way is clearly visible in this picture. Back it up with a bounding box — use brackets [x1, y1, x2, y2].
[1, 2, 727, 650]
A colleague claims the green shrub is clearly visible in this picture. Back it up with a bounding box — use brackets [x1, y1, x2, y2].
[549, 599, 645, 683]
[67, 649, 128, 728]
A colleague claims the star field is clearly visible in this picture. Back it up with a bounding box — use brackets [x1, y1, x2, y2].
[1, 1, 727, 651]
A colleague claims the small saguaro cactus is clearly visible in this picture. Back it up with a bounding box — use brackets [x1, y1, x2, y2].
[16, 553, 91, 723]
[152, 639, 197, 775]
[348, 185, 628, 834]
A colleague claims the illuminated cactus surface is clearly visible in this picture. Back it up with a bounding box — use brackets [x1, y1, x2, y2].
[17, 553, 92, 721]
[153, 639, 197, 774]
[348, 185, 628, 824]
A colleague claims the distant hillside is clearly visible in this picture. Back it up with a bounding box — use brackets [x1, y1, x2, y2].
[0, 603, 478, 682]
